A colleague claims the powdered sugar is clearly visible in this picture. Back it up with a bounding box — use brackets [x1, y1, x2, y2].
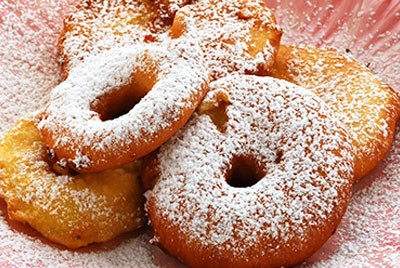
[300, 125, 400, 268]
[61, 0, 160, 73]
[0, 0, 75, 135]
[39, 31, 209, 172]
[145, 75, 353, 266]
[155, 0, 190, 18]
[269, 44, 400, 181]
[0, 221, 179, 268]
[0, 0, 399, 267]
[0, 115, 146, 249]
[178, 0, 281, 79]
[61, 0, 281, 81]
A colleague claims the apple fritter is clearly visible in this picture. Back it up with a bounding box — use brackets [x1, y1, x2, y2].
[0, 116, 145, 249]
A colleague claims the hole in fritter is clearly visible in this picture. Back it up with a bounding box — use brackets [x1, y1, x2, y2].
[227, 156, 265, 188]
[90, 65, 157, 121]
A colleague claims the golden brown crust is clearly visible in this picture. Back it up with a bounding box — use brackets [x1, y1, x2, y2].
[0, 117, 145, 248]
[143, 75, 353, 268]
[173, 0, 282, 79]
[59, 0, 161, 78]
[269, 45, 400, 182]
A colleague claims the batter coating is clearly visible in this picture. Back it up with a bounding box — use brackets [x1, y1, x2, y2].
[59, 0, 162, 76]
[60, 0, 282, 81]
[143, 75, 353, 268]
[40, 29, 209, 173]
[268, 45, 400, 182]
[174, 0, 282, 80]
[0, 116, 145, 249]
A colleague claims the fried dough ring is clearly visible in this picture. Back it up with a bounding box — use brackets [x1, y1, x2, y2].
[143, 75, 353, 268]
[0, 116, 145, 249]
[268, 45, 400, 182]
[40, 30, 209, 173]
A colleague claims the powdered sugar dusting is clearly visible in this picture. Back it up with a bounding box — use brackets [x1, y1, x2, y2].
[145, 75, 353, 264]
[0, 221, 176, 268]
[178, 0, 281, 79]
[0, 0, 399, 267]
[0, 114, 148, 249]
[39, 31, 209, 171]
[0, 0, 75, 135]
[62, 0, 281, 81]
[61, 0, 161, 73]
[155, 0, 190, 18]
[269, 44, 400, 180]
[300, 125, 400, 268]
[0, 0, 181, 266]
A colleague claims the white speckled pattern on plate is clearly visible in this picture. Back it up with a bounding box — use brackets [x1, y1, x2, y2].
[0, 0, 399, 267]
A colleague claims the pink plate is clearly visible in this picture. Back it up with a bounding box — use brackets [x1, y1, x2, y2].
[0, 0, 399, 267]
